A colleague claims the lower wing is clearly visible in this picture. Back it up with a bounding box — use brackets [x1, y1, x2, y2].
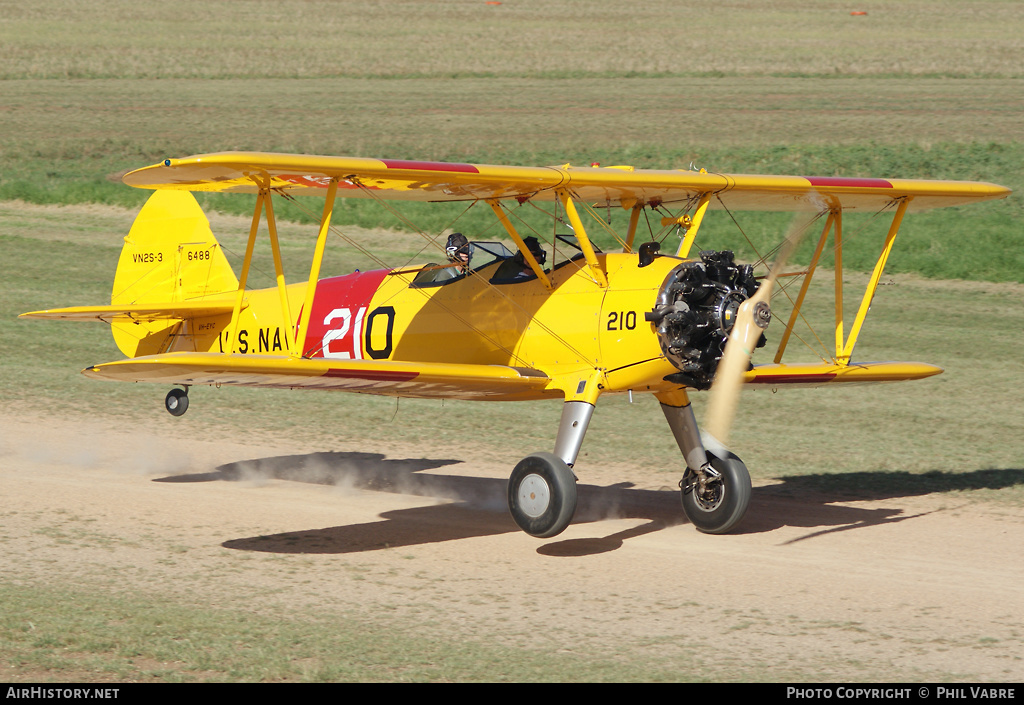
[82, 352, 551, 400]
[743, 361, 942, 387]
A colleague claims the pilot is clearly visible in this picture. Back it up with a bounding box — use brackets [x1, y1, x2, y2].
[494, 235, 547, 281]
[441, 232, 472, 278]
[512, 236, 547, 279]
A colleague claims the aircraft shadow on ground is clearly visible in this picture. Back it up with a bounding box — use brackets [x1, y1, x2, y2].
[155, 453, 1024, 555]
[745, 467, 1024, 542]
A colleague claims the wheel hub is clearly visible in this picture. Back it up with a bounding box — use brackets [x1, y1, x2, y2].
[681, 465, 726, 512]
[517, 473, 551, 518]
[692, 479, 725, 512]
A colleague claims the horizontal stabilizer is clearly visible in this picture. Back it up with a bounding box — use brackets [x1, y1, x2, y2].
[82, 352, 551, 400]
[20, 301, 243, 322]
[743, 361, 942, 387]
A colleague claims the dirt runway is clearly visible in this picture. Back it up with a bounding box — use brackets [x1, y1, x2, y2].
[2, 411, 1022, 681]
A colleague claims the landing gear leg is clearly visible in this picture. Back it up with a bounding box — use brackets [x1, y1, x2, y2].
[164, 387, 189, 417]
[507, 401, 594, 538]
[658, 391, 751, 534]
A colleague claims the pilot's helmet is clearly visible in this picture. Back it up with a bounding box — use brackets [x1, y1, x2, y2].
[522, 236, 547, 265]
[446, 232, 470, 262]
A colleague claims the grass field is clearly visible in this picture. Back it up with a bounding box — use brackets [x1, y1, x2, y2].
[4, 1, 1023, 80]
[2, 1, 1023, 280]
[0, 583, 690, 682]
[2, 0, 1023, 682]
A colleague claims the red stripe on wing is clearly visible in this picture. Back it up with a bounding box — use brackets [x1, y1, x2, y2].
[381, 159, 480, 173]
[748, 373, 838, 384]
[804, 176, 893, 189]
[324, 369, 419, 382]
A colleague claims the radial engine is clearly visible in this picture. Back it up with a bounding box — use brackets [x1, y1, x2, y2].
[647, 250, 764, 390]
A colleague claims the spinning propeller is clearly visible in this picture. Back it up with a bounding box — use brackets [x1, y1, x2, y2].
[703, 215, 815, 447]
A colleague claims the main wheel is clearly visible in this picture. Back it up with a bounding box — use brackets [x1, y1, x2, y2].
[680, 450, 751, 534]
[164, 388, 189, 417]
[507, 452, 578, 538]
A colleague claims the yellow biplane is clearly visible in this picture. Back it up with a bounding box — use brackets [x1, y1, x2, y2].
[22, 152, 1010, 538]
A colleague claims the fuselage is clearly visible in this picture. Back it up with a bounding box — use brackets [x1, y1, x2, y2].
[168, 251, 687, 400]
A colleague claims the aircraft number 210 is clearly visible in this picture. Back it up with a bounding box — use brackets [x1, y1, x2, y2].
[322, 306, 396, 360]
[606, 311, 637, 331]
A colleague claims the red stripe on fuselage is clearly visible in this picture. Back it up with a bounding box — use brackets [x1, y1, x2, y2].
[303, 269, 391, 359]
[381, 159, 480, 173]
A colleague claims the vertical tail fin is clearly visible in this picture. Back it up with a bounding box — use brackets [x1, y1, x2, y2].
[112, 190, 237, 306]
[111, 191, 238, 357]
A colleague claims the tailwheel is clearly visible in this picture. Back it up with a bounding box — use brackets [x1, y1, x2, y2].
[680, 450, 751, 534]
[164, 387, 189, 417]
[507, 452, 578, 538]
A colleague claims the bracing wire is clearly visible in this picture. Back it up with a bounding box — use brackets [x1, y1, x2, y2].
[275, 190, 526, 363]
[714, 197, 906, 364]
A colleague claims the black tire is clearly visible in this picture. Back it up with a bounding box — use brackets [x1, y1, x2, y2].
[164, 388, 189, 417]
[507, 452, 578, 538]
[680, 450, 751, 534]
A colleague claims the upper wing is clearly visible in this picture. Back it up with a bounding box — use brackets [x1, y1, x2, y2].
[123, 152, 1011, 212]
[123, 153, 567, 203]
[83, 352, 552, 400]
